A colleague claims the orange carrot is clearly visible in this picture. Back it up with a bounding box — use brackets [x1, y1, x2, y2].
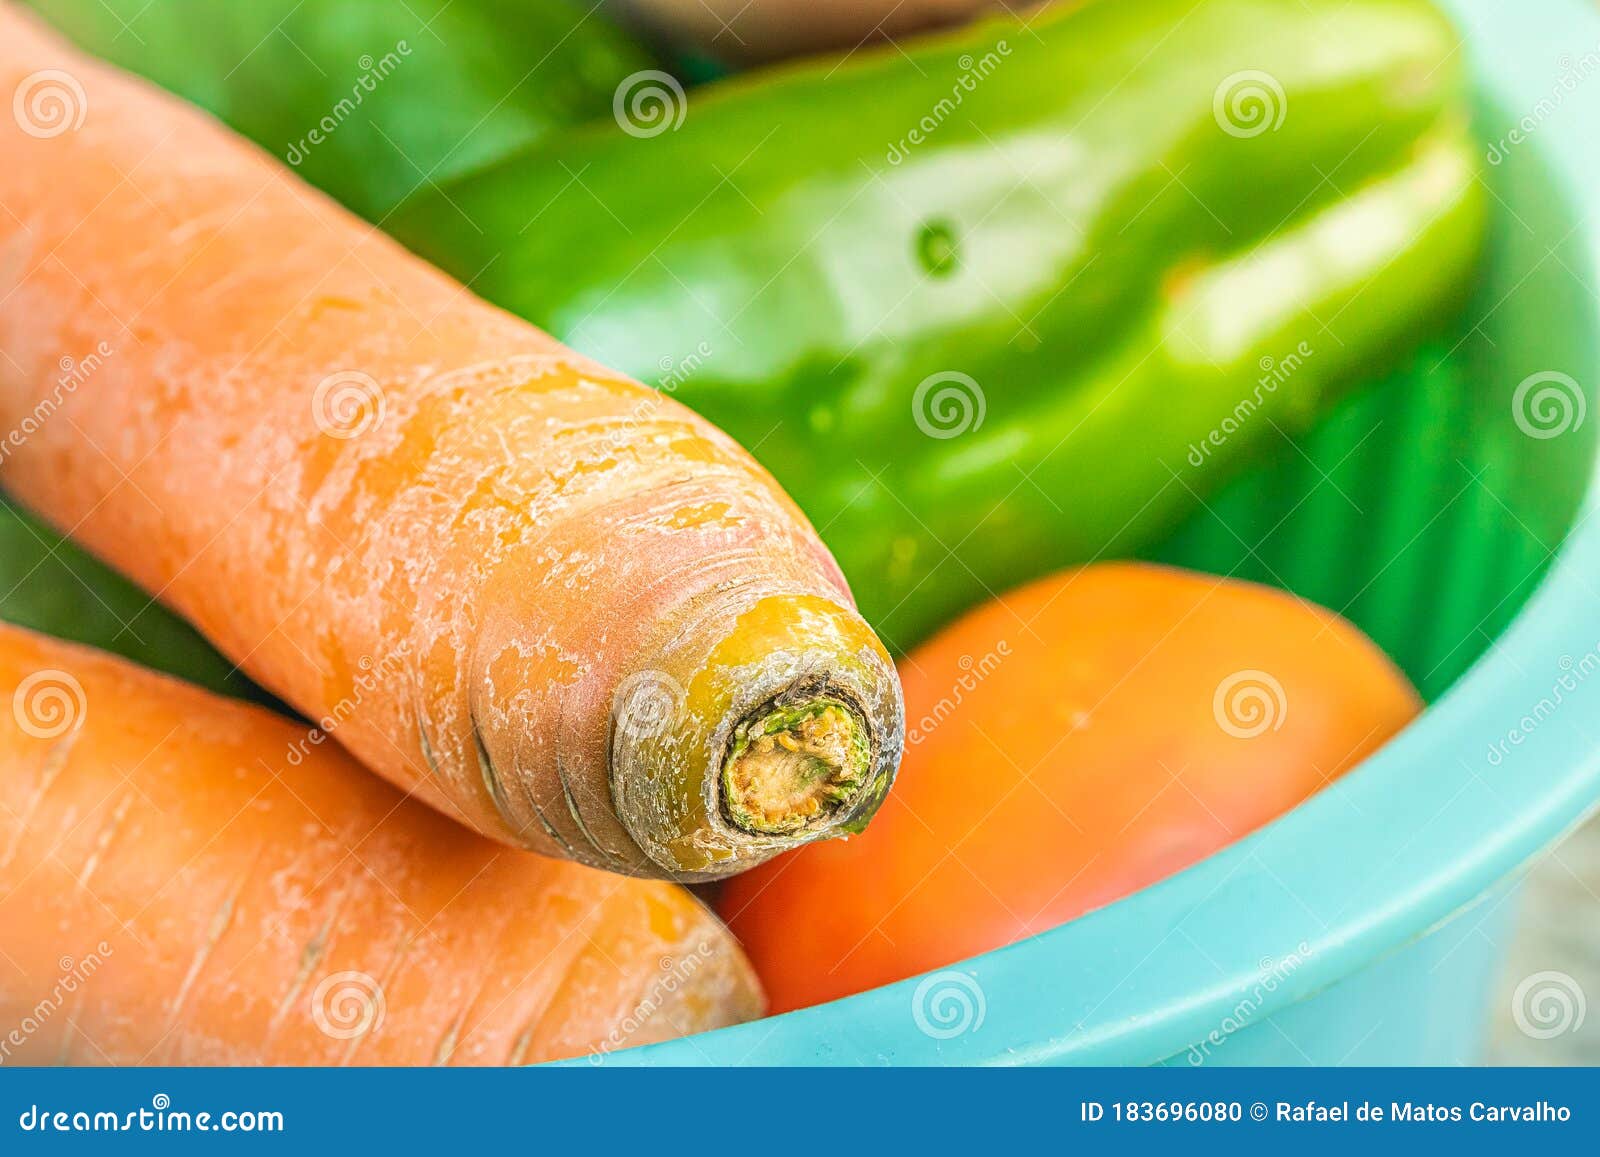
[0, 622, 761, 1064]
[0, 7, 901, 881]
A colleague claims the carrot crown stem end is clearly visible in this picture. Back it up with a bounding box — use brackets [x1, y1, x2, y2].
[722, 698, 871, 835]
[607, 591, 903, 881]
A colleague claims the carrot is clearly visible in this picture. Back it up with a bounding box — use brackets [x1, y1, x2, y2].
[721, 563, 1422, 1012]
[0, 622, 762, 1064]
[0, 7, 901, 881]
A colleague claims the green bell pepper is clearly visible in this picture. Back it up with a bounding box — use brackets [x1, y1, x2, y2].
[393, 0, 1484, 648]
[23, 0, 1483, 663]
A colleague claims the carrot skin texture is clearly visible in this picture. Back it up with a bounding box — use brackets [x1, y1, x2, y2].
[0, 8, 901, 879]
[720, 563, 1423, 1013]
[0, 623, 763, 1064]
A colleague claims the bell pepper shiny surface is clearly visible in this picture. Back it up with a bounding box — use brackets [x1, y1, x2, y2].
[394, 0, 1487, 648]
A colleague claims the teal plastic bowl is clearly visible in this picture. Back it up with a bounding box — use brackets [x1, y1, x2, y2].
[604, 0, 1600, 1065]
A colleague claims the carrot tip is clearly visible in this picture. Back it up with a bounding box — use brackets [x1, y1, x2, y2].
[606, 593, 903, 881]
[722, 699, 870, 835]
